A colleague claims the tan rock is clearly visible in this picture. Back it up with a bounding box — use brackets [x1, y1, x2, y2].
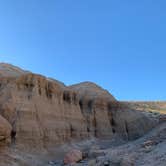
[63, 149, 82, 164]
[0, 115, 12, 144]
[0, 63, 158, 149]
[143, 140, 156, 147]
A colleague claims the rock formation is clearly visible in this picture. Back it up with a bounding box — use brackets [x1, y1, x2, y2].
[0, 63, 158, 149]
[0, 114, 12, 145]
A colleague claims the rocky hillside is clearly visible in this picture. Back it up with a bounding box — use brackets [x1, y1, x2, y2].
[121, 101, 166, 114]
[0, 63, 158, 146]
[0, 63, 162, 166]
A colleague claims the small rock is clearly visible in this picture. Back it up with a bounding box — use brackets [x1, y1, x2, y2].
[88, 159, 96, 166]
[144, 146, 153, 153]
[103, 161, 109, 166]
[143, 140, 157, 147]
[48, 160, 63, 166]
[89, 149, 106, 158]
[48, 161, 54, 165]
[64, 149, 83, 165]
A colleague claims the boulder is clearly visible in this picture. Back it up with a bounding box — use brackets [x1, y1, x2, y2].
[63, 149, 83, 164]
[0, 115, 12, 144]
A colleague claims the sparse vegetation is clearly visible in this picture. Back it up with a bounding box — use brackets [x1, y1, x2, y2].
[121, 101, 166, 114]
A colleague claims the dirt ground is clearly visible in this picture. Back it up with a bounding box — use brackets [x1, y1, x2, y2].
[0, 122, 165, 166]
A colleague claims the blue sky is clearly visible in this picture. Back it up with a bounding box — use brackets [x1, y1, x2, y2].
[0, 0, 166, 100]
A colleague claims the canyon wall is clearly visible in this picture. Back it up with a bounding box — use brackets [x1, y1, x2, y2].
[0, 64, 158, 149]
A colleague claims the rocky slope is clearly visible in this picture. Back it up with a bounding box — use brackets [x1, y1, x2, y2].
[74, 121, 166, 166]
[121, 101, 166, 114]
[0, 63, 162, 165]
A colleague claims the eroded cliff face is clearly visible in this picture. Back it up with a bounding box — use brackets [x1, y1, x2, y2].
[0, 115, 12, 145]
[0, 74, 86, 147]
[70, 83, 158, 140]
[0, 63, 158, 149]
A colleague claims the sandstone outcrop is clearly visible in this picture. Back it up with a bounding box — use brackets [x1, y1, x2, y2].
[70, 83, 158, 140]
[70, 82, 117, 138]
[0, 114, 12, 145]
[63, 149, 82, 164]
[0, 63, 158, 149]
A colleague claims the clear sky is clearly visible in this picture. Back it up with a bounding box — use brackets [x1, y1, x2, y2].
[0, 0, 166, 101]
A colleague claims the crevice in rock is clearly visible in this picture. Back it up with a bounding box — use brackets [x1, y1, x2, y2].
[63, 91, 71, 103]
[38, 86, 42, 96]
[45, 83, 53, 99]
[37, 79, 42, 96]
[87, 126, 90, 133]
[111, 118, 116, 126]
[24, 83, 34, 91]
[125, 121, 129, 140]
[111, 118, 116, 134]
[88, 100, 93, 113]
[93, 111, 97, 137]
[70, 124, 75, 137]
[11, 130, 16, 144]
[112, 128, 116, 133]
[79, 99, 83, 111]
[108, 111, 116, 134]
[72, 93, 77, 105]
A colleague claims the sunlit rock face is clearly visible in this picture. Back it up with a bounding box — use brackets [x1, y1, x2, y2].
[0, 63, 158, 149]
[0, 63, 29, 77]
[0, 114, 12, 145]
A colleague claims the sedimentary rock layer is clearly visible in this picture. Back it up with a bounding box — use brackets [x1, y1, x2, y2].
[0, 63, 158, 148]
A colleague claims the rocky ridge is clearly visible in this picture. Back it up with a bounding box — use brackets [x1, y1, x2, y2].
[0, 63, 158, 146]
[0, 63, 163, 166]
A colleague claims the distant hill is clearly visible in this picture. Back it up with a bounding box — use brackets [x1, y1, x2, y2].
[121, 101, 166, 114]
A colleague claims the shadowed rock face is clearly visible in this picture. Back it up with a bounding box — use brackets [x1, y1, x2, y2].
[0, 63, 158, 148]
